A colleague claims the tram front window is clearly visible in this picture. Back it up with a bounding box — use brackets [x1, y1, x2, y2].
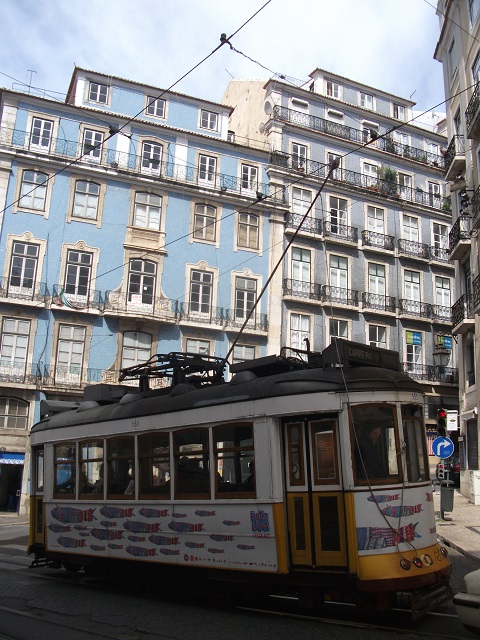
[402, 404, 428, 482]
[351, 404, 400, 484]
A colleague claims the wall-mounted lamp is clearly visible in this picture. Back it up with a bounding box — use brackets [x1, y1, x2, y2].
[220, 185, 227, 193]
[256, 191, 264, 201]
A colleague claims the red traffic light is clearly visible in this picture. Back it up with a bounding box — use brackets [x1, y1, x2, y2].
[437, 408, 447, 420]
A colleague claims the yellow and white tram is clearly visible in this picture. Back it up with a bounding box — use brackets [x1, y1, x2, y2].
[28, 340, 451, 614]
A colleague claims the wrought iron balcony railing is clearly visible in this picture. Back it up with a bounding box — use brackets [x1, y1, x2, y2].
[269, 152, 447, 210]
[443, 135, 465, 176]
[223, 309, 268, 331]
[283, 278, 322, 301]
[176, 303, 268, 331]
[466, 82, 480, 134]
[52, 284, 103, 311]
[0, 362, 41, 385]
[361, 230, 395, 251]
[361, 292, 396, 313]
[0, 126, 286, 204]
[401, 362, 459, 384]
[398, 299, 432, 318]
[448, 214, 471, 253]
[397, 238, 430, 260]
[473, 274, 480, 309]
[431, 304, 452, 322]
[321, 285, 359, 307]
[0, 277, 49, 303]
[272, 106, 444, 168]
[286, 212, 322, 234]
[104, 291, 178, 320]
[323, 221, 358, 243]
[429, 246, 451, 263]
[452, 293, 474, 328]
[470, 184, 480, 226]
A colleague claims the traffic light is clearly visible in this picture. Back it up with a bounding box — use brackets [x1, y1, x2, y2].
[437, 461, 445, 480]
[437, 408, 447, 437]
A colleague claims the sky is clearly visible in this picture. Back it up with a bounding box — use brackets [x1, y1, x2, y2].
[1, 0, 446, 122]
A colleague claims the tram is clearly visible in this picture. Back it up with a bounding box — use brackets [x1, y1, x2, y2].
[28, 339, 451, 615]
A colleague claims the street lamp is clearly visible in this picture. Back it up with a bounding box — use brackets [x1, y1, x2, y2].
[433, 347, 450, 382]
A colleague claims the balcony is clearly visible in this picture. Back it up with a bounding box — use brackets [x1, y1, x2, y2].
[401, 363, 459, 384]
[430, 245, 452, 264]
[397, 238, 430, 261]
[473, 273, 480, 310]
[452, 293, 475, 334]
[177, 303, 268, 332]
[361, 292, 396, 313]
[448, 214, 471, 260]
[430, 304, 452, 323]
[321, 285, 359, 307]
[285, 212, 322, 235]
[398, 299, 433, 320]
[52, 284, 103, 311]
[283, 278, 322, 301]
[104, 291, 178, 321]
[323, 221, 358, 244]
[0, 276, 49, 306]
[470, 185, 480, 230]
[444, 135, 466, 181]
[272, 106, 444, 169]
[466, 82, 480, 139]
[361, 230, 395, 252]
[0, 126, 286, 205]
[269, 152, 448, 211]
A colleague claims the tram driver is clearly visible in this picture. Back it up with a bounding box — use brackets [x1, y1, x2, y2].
[357, 425, 387, 480]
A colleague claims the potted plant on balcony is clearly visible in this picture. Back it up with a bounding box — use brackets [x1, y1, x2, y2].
[378, 166, 398, 197]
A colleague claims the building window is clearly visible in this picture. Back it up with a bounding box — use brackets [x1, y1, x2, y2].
[72, 180, 100, 220]
[292, 187, 312, 215]
[19, 170, 48, 211]
[146, 96, 166, 118]
[82, 129, 103, 163]
[235, 277, 256, 322]
[88, 81, 108, 104]
[140, 141, 162, 176]
[0, 397, 28, 429]
[404, 270, 420, 302]
[432, 223, 448, 258]
[393, 104, 405, 120]
[190, 270, 213, 316]
[133, 192, 162, 230]
[472, 50, 480, 83]
[428, 182, 441, 208]
[290, 313, 310, 350]
[435, 276, 451, 308]
[367, 205, 385, 234]
[369, 325, 387, 348]
[193, 204, 217, 242]
[56, 324, 86, 383]
[64, 250, 92, 299]
[398, 172, 412, 199]
[30, 117, 53, 153]
[330, 318, 348, 341]
[292, 143, 307, 170]
[426, 142, 440, 164]
[394, 130, 408, 147]
[360, 92, 374, 110]
[0, 318, 30, 376]
[363, 162, 378, 187]
[186, 339, 210, 355]
[453, 108, 463, 135]
[238, 213, 259, 249]
[200, 110, 219, 131]
[198, 154, 216, 186]
[448, 39, 458, 80]
[232, 344, 256, 364]
[326, 80, 341, 99]
[292, 247, 311, 295]
[328, 195, 348, 235]
[241, 164, 258, 194]
[368, 263, 386, 296]
[405, 336, 422, 375]
[329, 255, 348, 290]
[9, 242, 39, 295]
[327, 152, 342, 179]
[122, 331, 152, 368]
[128, 259, 156, 306]
[402, 214, 419, 242]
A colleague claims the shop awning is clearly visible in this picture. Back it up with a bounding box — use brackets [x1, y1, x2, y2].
[0, 452, 25, 465]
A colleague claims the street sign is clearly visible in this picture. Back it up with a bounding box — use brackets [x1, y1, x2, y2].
[447, 410, 458, 431]
[432, 436, 454, 459]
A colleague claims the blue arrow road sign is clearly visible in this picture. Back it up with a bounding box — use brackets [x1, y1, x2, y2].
[432, 436, 454, 459]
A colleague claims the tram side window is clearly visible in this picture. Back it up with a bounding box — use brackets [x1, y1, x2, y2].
[107, 437, 135, 498]
[54, 443, 76, 497]
[79, 440, 104, 498]
[214, 423, 255, 497]
[138, 433, 170, 498]
[174, 429, 209, 498]
[35, 449, 44, 492]
[286, 422, 305, 486]
[311, 420, 338, 484]
[351, 404, 400, 484]
[402, 404, 428, 482]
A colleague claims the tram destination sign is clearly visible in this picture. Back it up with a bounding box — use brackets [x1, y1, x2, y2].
[322, 340, 400, 371]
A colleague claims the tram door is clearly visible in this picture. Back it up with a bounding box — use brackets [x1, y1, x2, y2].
[31, 448, 45, 546]
[285, 418, 347, 568]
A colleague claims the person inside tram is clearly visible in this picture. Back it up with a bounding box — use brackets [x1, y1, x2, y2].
[124, 465, 135, 495]
[357, 425, 387, 479]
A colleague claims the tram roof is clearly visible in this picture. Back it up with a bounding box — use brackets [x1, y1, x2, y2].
[32, 345, 423, 434]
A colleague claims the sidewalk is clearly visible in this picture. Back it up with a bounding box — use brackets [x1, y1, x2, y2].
[434, 485, 480, 567]
[0, 511, 29, 526]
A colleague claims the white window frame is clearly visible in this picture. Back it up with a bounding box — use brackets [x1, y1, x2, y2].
[325, 80, 341, 100]
[64, 249, 93, 303]
[82, 128, 104, 164]
[145, 96, 166, 119]
[363, 162, 378, 187]
[393, 104, 406, 120]
[291, 247, 311, 295]
[29, 117, 54, 153]
[448, 39, 458, 81]
[122, 331, 152, 369]
[328, 195, 348, 236]
[237, 212, 259, 250]
[232, 344, 256, 365]
[88, 81, 109, 105]
[133, 192, 162, 230]
[0, 397, 29, 430]
[366, 205, 385, 234]
[404, 269, 421, 302]
[360, 92, 374, 110]
[368, 324, 387, 349]
[8, 241, 39, 297]
[56, 324, 86, 384]
[72, 180, 100, 220]
[368, 262, 386, 296]
[193, 204, 217, 243]
[234, 276, 257, 323]
[198, 154, 217, 187]
[241, 164, 258, 195]
[140, 141, 163, 177]
[200, 109, 219, 132]
[402, 213, 419, 242]
[0, 317, 30, 377]
[289, 312, 311, 351]
[327, 152, 342, 179]
[189, 268, 214, 319]
[18, 170, 48, 211]
[185, 338, 210, 355]
[291, 143, 307, 171]
[127, 259, 156, 309]
[329, 318, 349, 342]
